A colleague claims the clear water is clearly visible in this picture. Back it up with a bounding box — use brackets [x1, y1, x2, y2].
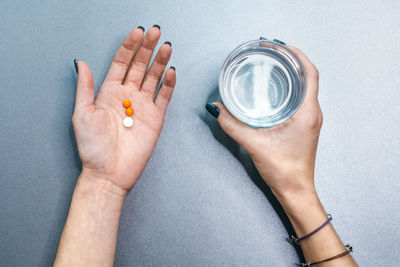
[226, 52, 292, 119]
[220, 40, 306, 128]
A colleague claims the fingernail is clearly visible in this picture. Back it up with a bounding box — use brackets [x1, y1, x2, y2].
[137, 26, 145, 31]
[205, 103, 219, 118]
[164, 41, 171, 47]
[273, 39, 286, 45]
[153, 24, 161, 30]
[74, 59, 79, 73]
[169, 66, 175, 71]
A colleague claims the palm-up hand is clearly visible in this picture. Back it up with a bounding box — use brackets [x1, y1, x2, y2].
[73, 26, 176, 191]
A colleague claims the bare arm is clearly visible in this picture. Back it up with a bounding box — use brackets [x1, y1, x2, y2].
[54, 173, 125, 266]
[54, 25, 176, 266]
[207, 45, 357, 266]
[278, 190, 355, 266]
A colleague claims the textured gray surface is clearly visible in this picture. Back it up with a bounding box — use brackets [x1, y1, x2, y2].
[0, 0, 399, 266]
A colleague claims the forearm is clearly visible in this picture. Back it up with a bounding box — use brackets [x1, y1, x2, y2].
[54, 171, 126, 267]
[276, 187, 357, 266]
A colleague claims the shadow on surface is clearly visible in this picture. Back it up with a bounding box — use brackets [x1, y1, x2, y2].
[39, 68, 82, 266]
[199, 86, 305, 263]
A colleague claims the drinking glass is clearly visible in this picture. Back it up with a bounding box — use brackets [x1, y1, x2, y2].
[219, 38, 307, 128]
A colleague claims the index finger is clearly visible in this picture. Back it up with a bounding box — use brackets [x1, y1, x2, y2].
[103, 27, 144, 84]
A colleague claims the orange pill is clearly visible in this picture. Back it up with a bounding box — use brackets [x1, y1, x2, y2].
[123, 99, 131, 108]
[125, 107, 134, 116]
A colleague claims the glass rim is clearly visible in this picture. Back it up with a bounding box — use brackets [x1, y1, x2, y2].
[218, 39, 307, 128]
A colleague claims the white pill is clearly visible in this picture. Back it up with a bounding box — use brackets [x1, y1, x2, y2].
[122, 117, 133, 128]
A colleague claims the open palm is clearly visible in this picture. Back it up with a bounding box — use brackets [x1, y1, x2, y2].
[72, 26, 176, 190]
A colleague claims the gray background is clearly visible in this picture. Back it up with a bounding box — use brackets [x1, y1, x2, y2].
[0, 0, 399, 266]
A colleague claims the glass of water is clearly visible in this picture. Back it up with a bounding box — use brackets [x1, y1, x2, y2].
[219, 39, 307, 128]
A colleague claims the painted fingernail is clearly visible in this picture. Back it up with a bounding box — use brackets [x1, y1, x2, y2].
[164, 41, 171, 47]
[137, 26, 145, 31]
[273, 39, 286, 45]
[74, 59, 79, 73]
[205, 103, 219, 118]
[153, 24, 161, 30]
[169, 66, 175, 71]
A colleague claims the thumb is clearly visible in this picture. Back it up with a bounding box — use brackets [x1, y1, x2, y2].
[206, 102, 256, 150]
[74, 59, 95, 111]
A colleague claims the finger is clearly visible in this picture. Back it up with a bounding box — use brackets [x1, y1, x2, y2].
[209, 102, 256, 149]
[287, 45, 319, 102]
[155, 67, 176, 115]
[104, 27, 144, 83]
[141, 42, 172, 97]
[125, 26, 161, 87]
[74, 60, 95, 111]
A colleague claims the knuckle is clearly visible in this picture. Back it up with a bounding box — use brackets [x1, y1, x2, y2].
[306, 116, 318, 129]
[134, 61, 148, 72]
[220, 120, 235, 135]
[159, 53, 170, 63]
[318, 111, 324, 127]
[147, 29, 160, 42]
[310, 65, 319, 80]
[307, 109, 323, 129]
[112, 58, 129, 69]
[72, 111, 87, 125]
[157, 91, 172, 102]
[71, 113, 79, 125]
[244, 141, 259, 157]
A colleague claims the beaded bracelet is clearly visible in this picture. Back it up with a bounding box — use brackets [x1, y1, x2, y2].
[290, 214, 332, 245]
[297, 244, 353, 266]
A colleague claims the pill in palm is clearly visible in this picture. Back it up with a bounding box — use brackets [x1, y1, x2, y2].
[125, 107, 134, 116]
[122, 99, 131, 108]
[122, 117, 133, 128]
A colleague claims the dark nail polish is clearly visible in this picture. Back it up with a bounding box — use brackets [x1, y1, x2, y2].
[164, 41, 171, 47]
[153, 24, 161, 30]
[273, 39, 286, 45]
[74, 59, 79, 73]
[169, 66, 175, 71]
[205, 103, 219, 118]
[137, 26, 145, 31]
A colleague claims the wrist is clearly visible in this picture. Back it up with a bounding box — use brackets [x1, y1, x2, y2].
[55, 170, 126, 266]
[274, 185, 318, 211]
[275, 187, 328, 237]
[76, 169, 127, 210]
[257, 164, 316, 201]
